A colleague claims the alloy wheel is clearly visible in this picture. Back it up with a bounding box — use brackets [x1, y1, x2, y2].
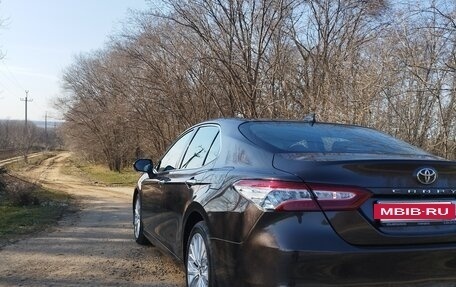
[187, 233, 209, 287]
[134, 196, 141, 239]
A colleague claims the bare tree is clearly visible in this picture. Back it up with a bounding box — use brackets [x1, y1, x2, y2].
[157, 0, 298, 118]
[58, 52, 139, 171]
[57, 0, 456, 167]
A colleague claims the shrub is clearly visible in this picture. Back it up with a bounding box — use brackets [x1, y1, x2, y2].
[0, 166, 6, 191]
[0, 171, 41, 207]
[5, 182, 40, 206]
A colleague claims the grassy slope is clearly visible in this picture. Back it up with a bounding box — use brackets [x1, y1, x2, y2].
[0, 154, 72, 246]
[62, 157, 138, 186]
[0, 190, 69, 237]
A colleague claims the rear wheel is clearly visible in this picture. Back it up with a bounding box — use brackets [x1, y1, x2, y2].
[133, 194, 149, 245]
[186, 222, 215, 287]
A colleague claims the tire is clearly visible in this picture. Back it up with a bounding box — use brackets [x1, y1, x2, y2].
[186, 221, 216, 287]
[133, 194, 149, 245]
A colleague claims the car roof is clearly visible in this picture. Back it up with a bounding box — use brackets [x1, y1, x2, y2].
[197, 118, 368, 130]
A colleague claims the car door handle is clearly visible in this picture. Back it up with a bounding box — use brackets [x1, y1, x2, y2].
[185, 179, 198, 187]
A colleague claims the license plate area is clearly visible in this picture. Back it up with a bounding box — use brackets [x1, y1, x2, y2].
[374, 201, 456, 226]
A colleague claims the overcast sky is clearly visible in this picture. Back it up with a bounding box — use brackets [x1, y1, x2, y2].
[0, 0, 150, 121]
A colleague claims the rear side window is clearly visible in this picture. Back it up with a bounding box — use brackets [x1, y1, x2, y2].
[180, 126, 220, 169]
[204, 132, 220, 165]
[239, 122, 429, 155]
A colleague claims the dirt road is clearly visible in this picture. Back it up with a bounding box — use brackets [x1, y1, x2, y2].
[0, 153, 185, 286]
[0, 152, 45, 167]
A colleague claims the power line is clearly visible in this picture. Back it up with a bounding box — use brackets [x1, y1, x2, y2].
[0, 61, 26, 102]
[0, 61, 25, 91]
[0, 78, 20, 97]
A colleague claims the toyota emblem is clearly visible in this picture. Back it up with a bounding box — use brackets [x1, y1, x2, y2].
[416, 168, 437, 185]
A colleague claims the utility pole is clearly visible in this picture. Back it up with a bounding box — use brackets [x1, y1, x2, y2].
[20, 90, 33, 162]
[45, 112, 48, 150]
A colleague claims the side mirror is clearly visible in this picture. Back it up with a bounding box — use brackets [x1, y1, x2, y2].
[133, 159, 154, 174]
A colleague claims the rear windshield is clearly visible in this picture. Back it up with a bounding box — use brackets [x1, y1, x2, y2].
[239, 122, 429, 155]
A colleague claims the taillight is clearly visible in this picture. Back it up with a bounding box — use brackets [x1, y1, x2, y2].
[233, 180, 318, 211]
[233, 180, 371, 212]
[308, 184, 372, 211]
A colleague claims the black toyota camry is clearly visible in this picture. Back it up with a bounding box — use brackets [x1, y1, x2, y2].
[132, 118, 456, 287]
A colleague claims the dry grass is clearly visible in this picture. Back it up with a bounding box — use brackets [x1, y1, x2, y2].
[62, 156, 138, 186]
[0, 168, 71, 245]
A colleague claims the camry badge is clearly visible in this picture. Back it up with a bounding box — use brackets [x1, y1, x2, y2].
[416, 168, 437, 185]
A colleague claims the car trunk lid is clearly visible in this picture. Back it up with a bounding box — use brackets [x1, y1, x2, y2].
[273, 153, 456, 245]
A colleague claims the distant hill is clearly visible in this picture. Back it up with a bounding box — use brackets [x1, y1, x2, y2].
[33, 120, 63, 129]
[0, 119, 63, 129]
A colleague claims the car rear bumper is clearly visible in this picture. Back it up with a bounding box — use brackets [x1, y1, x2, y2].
[211, 212, 456, 286]
[236, 245, 456, 286]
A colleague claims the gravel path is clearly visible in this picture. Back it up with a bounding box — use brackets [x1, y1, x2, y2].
[0, 153, 185, 286]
